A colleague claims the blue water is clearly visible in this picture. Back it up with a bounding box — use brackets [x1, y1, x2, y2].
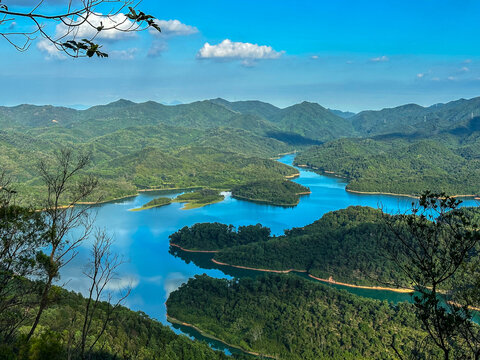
[61, 154, 478, 344]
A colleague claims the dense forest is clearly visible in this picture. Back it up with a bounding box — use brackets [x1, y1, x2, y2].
[295, 137, 480, 196]
[166, 274, 440, 359]
[231, 180, 310, 206]
[0, 283, 242, 360]
[3, 96, 480, 201]
[169, 223, 271, 251]
[169, 206, 480, 289]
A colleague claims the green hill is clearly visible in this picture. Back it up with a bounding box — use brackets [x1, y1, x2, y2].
[295, 138, 480, 196]
[167, 274, 436, 359]
[270, 101, 357, 141]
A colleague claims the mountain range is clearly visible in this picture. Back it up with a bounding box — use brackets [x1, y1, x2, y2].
[2, 95, 480, 200]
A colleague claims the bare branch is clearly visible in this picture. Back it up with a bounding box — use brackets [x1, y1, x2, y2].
[0, 0, 161, 57]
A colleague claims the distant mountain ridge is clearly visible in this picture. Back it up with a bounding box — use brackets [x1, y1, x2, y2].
[351, 96, 480, 136]
[3, 95, 480, 200]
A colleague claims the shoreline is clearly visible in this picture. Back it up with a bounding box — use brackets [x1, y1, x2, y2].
[212, 259, 307, 274]
[284, 173, 300, 179]
[173, 196, 225, 210]
[211, 259, 413, 293]
[345, 189, 420, 199]
[307, 274, 413, 293]
[346, 189, 479, 199]
[231, 193, 307, 207]
[295, 164, 479, 199]
[167, 315, 276, 359]
[129, 201, 172, 212]
[170, 243, 220, 253]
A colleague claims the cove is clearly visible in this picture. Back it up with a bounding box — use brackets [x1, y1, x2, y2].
[60, 154, 478, 350]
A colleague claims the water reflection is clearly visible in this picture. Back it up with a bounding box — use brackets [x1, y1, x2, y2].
[59, 154, 478, 354]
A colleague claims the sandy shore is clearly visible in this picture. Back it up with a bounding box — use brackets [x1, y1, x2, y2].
[307, 274, 413, 293]
[170, 243, 220, 253]
[212, 259, 413, 293]
[212, 259, 307, 274]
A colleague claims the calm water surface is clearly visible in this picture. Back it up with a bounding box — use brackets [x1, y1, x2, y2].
[61, 154, 478, 349]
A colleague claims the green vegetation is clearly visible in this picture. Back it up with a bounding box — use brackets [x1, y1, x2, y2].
[4, 96, 480, 202]
[166, 274, 439, 359]
[194, 207, 408, 287]
[173, 189, 225, 209]
[231, 180, 310, 206]
[0, 284, 237, 360]
[169, 206, 480, 289]
[295, 138, 480, 196]
[169, 223, 271, 251]
[130, 196, 172, 211]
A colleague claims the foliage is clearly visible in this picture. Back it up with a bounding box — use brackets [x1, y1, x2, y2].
[174, 189, 224, 208]
[167, 274, 440, 359]
[383, 192, 480, 359]
[0, 1, 160, 57]
[231, 180, 309, 206]
[169, 222, 271, 251]
[132, 196, 171, 211]
[0, 284, 235, 360]
[295, 138, 480, 196]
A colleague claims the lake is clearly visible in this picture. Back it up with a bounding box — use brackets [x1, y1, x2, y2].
[61, 154, 478, 351]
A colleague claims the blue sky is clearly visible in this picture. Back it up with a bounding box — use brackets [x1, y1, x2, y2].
[1, 0, 480, 111]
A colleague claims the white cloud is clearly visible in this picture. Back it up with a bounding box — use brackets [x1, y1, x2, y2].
[104, 275, 139, 291]
[417, 73, 425, 78]
[110, 48, 138, 60]
[146, 19, 197, 57]
[150, 19, 199, 37]
[197, 39, 284, 63]
[311, 55, 319, 60]
[460, 66, 470, 72]
[37, 13, 136, 58]
[148, 41, 168, 57]
[37, 39, 66, 60]
[163, 272, 188, 299]
[371, 55, 389, 62]
[448, 76, 457, 81]
[66, 13, 136, 41]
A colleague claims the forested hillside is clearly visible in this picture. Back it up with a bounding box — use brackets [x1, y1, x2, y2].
[0, 283, 240, 360]
[3, 96, 480, 202]
[167, 274, 438, 359]
[169, 206, 480, 288]
[295, 136, 480, 196]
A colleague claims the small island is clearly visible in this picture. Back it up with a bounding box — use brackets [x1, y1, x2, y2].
[130, 196, 172, 211]
[173, 189, 225, 210]
[231, 180, 310, 206]
[169, 222, 271, 251]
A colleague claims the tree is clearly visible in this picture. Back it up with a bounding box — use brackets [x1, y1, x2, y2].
[77, 229, 130, 360]
[0, 0, 161, 57]
[383, 191, 480, 359]
[27, 148, 99, 341]
[0, 170, 47, 343]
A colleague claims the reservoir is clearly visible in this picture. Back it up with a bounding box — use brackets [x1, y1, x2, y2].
[61, 154, 478, 352]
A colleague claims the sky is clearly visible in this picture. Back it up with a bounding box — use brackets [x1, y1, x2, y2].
[1, 0, 480, 112]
